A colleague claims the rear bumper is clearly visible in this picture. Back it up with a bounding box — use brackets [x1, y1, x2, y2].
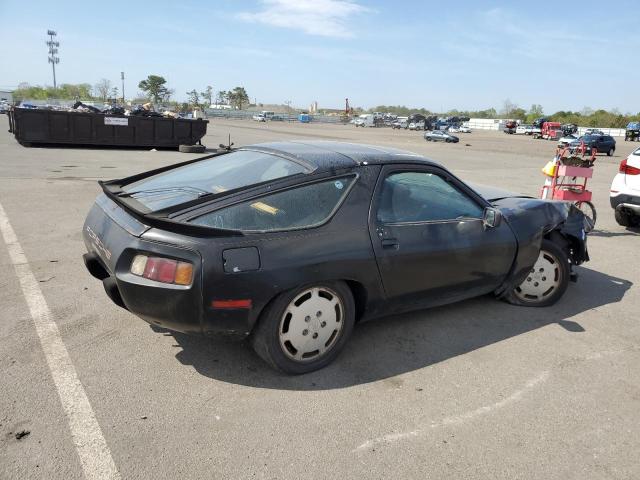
[82, 195, 276, 340]
[84, 249, 252, 339]
[610, 192, 640, 211]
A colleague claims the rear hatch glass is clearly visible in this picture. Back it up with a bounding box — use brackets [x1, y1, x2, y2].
[122, 150, 310, 211]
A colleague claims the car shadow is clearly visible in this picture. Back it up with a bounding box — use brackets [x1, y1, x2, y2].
[160, 266, 631, 390]
[589, 227, 640, 237]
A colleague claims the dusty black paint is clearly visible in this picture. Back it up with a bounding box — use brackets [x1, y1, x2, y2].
[82, 141, 589, 339]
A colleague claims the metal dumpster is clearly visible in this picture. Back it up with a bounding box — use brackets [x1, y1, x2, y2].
[8, 108, 208, 149]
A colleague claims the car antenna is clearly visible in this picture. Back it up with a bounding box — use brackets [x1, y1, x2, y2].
[219, 134, 234, 151]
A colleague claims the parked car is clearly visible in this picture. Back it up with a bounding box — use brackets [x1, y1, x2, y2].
[526, 126, 541, 135]
[425, 130, 459, 143]
[408, 121, 425, 130]
[558, 134, 578, 147]
[252, 113, 266, 122]
[515, 125, 529, 134]
[82, 141, 589, 373]
[0, 102, 9, 114]
[458, 125, 472, 133]
[610, 146, 640, 227]
[448, 125, 461, 133]
[391, 118, 408, 129]
[584, 129, 604, 136]
[569, 135, 616, 156]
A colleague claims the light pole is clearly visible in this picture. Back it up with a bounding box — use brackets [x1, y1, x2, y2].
[46, 30, 60, 89]
[285, 100, 292, 119]
[121, 72, 125, 104]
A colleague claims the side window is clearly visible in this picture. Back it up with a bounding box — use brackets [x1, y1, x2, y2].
[190, 177, 354, 232]
[377, 171, 484, 224]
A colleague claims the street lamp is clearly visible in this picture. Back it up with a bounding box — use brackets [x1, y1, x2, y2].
[46, 30, 60, 89]
[121, 72, 125, 104]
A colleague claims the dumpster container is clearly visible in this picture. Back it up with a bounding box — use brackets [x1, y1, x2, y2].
[298, 114, 311, 123]
[8, 108, 208, 149]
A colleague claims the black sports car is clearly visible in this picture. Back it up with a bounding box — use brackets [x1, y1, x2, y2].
[82, 141, 589, 373]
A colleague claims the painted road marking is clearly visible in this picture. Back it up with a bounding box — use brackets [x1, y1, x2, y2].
[354, 371, 550, 452]
[0, 200, 120, 480]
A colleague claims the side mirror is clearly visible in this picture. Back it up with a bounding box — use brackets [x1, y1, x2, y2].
[483, 207, 502, 229]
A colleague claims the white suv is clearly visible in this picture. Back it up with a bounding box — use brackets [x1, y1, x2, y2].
[610, 146, 640, 227]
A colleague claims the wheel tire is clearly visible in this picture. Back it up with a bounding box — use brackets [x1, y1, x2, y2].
[607, 148, 614, 156]
[426, 137, 431, 141]
[615, 209, 635, 227]
[179, 144, 206, 153]
[575, 201, 596, 230]
[250, 281, 355, 374]
[504, 239, 570, 307]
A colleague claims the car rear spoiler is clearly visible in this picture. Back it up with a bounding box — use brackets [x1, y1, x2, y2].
[98, 149, 244, 238]
[99, 180, 244, 238]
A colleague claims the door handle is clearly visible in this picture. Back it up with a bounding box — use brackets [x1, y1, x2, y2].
[381, 238, 399, 249]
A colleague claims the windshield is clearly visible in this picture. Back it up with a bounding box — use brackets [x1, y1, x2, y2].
[123, 150, 310, 211]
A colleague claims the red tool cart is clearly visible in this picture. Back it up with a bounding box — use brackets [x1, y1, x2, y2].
[540, 142, 596, 229]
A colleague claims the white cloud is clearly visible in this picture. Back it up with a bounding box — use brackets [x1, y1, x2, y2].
[237, 0, 370, 38]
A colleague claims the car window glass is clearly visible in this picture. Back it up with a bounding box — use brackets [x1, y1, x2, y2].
[377, 172, 483, 223]
[191, 177, 354, 232]
[123, 150, 309, 211]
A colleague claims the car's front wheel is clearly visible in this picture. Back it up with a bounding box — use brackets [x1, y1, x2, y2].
[607, 148, 614, 156]
[250, 282, 355, 374]
[505, 240, 570, 307]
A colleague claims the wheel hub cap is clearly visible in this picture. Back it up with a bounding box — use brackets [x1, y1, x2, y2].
[514, 250, 561, 302]
[279, 287, 344, 362]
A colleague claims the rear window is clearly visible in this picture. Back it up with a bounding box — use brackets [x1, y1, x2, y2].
[190, 176, 355, 232]
[122, 150, 310, 211]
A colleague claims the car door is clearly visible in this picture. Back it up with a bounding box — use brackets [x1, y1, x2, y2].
[369, 166, 518, 309]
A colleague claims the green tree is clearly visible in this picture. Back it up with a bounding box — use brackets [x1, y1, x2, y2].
[200, 86, 213, 107]
[228, 86, 249, 109]
[138, 75, 169, 103]
[186, 89, 200, 108]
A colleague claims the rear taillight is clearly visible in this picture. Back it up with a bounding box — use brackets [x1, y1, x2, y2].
[620, 158, 640, 175]
[130, 255, 193, 285]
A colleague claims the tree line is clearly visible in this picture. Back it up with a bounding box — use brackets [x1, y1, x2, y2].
[11, 75, 251, 111]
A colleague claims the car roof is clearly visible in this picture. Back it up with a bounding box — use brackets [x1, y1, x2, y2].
[239, 140, 439, 171]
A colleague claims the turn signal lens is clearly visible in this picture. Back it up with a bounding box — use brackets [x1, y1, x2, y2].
[174, 262, 194, 286]
[130, 254, 193, 286]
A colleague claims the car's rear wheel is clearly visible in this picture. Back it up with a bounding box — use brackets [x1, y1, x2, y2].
[615, 209, 639, 227]
[505, 240, 570, 307]
[607, 148, 614, 156]
[250, 282, 355, 374]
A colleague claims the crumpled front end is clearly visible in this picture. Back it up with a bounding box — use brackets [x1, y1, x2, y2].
[492, 197, 589, 297]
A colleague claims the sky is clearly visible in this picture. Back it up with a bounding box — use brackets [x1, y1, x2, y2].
[0, 0, 638, 113]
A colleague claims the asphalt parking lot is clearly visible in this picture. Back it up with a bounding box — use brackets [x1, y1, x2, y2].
[1, 117, 639, 480]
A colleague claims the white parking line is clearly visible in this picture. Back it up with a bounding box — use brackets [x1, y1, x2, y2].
[0, 201, 120, 480]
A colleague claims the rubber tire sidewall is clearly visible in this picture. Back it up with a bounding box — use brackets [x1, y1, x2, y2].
[505, 239, 570, 307]
[250, 281, 355, 374]
[615, 209, 635, 227]
[179, 144, 206, 153]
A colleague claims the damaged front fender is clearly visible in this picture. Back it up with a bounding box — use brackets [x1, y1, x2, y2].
[492, 197, 589, 297]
